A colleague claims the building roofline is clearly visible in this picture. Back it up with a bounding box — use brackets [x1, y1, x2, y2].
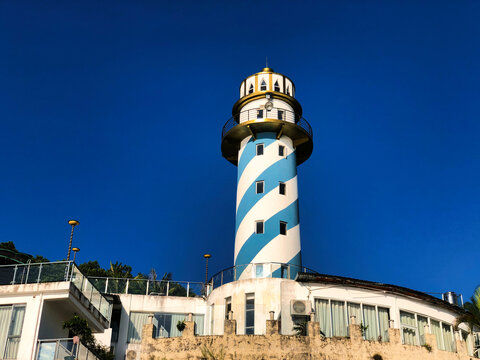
[296, 272, 465, 315]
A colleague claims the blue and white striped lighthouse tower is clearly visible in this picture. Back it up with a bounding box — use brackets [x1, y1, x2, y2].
[221, 67, 313, 280]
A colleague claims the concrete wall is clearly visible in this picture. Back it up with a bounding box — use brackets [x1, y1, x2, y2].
[140, 320, 472, 360]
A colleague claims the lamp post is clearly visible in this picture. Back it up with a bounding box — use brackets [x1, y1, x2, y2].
[72, 247, 80, 263]
[66, 220, 79, 261]
[203, 253, 211, 287]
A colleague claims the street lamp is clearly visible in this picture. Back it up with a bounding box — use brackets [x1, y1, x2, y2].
[66, 220, 79, 261]
[203, 254, 211, 285]
[72, 247, 80, 263]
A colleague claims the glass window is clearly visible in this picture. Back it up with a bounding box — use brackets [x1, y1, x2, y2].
[256, 181, 264, 194]
[378, 307, 390, 342]
[279, 182, 286, 195]
[255, 221, 264, 234]
[0, 305, 25, 359]
[225, 297, 231, 319]
[255, 264, 263, 278]
[363, 305, 379, 341]
[279, 145, 285, 156]
[257, 109, 263, 119]
[245, 294, 255, 334]
[249, 84, 254, 94]
[278, 110, 284, 121]
[280, 221, 287, 235]
[286, 86, 290, 96]
[331, 301, 347, 337]
[417, 315, 428, 345]
[431, 320, 443, 350]
[260, 80, 267, 91]
[314, 299, 331, 337]
[442, 323, 455, 352]
[400, 311, 417, 345]
[256, 144, 264, 155]
[274, 81, 280, 92]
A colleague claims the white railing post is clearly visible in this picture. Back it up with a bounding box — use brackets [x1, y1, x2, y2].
[186, 282, 190, 297]
[37, 264, 42, 283]
[105, 278, 109, 293]
[11, 265, 17, 285]
[166, 281, 170, 296]
[125, 279, 129, 294]
[146, 279, 149, 295]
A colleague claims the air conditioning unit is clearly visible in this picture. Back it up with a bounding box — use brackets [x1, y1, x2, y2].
[290, 299, 310, 316]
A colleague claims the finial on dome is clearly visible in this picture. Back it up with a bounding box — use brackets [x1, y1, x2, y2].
[262, 56, 273, 72]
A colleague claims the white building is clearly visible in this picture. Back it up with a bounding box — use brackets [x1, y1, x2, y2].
[0, 68, 476, 359]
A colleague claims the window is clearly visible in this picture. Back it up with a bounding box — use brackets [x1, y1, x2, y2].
[249, 84, 254, 94]
[286, 86, 290, 96]
[0, 305, 26, 359]
[315, 299, 390, 342]
[279, 182, 286, 195]
[280, 221, 287, 235]
[245, 293, 255, 334]
[278, 110, 284, 121]
[127, 312, 205, 343]
[256, 144, 264, 155]
[225, 297, 232, 320]
[279, 145, 285, 156]
[256, 181, 264, 194]
[257, 109, 263, 119]
[260, 80, 267, 91]
[274, 80, 280, 92]
[255, 221, 264, 234]
[399, 310, 455, 352]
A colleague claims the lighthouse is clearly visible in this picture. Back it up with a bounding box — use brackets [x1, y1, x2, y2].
[221, 67, 313, 280]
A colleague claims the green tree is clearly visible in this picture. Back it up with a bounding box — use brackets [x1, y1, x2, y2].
[78, 261, 108, 277]
[0, 241, 17, 251]
[455, 286, 480, 332]
[107, 261, 132, 278]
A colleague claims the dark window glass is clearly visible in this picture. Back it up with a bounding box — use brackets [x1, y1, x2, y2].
[256, 144, 264, 155]
[255, 221, 264, 234]
[256, 181, 264, 194]
[225, 297, 232, 319]
[286, 86, 290, 96]
[257, 109, 263, 118]
[274, 81, 280, 92]
[280, 221, 287, 235]
[279, 145, 285, 156]
[260, 80, 267, 91]
[278, 110, 284, 120]
[245, 294, 255, 334]
[249, 84, 254, 94]
[279, 182, 286, 195]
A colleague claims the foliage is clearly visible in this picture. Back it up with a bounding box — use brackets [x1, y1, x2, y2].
[293, 321, 308, 336]
[360, 323, 369, 336]
[176, 320, 186, 332]
[31, 255, 50, 263]
[78, 261, 108, 277]
[455, 286, 480, 332]
[200, 344, 225, 360]
[422, 344, 432, 352]
[0, 241, 17, 251]
[63, 315, 114, 360]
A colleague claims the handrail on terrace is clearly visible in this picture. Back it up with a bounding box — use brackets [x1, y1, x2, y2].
[36, 338, 100, 360]
[208, 262, 319, 291]
[0, 261, 112, 321]
[87, 276, 204, 298]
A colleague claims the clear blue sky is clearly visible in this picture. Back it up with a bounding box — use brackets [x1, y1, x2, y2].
[1, 1, 479, 299]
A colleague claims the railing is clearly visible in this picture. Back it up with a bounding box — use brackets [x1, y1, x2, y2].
[88, 277, 205, 298]
[0, 261, 112, 321]
[221, 107, 313, 139]
[209, 262, 319, 291]
[36, 338, 100, 360]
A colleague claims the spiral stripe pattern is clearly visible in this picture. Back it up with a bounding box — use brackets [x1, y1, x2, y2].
[234, 132, 302, 279]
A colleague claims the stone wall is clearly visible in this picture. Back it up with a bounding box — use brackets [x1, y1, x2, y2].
[140, 318, 473, 360]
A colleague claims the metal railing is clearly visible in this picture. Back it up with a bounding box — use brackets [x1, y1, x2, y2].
[221, 107, 313, 139]
[87, 277, 205, 298]
[209, 262, 319, 291]
[0, 261, 112, 321]
[36, 338, 100, 360]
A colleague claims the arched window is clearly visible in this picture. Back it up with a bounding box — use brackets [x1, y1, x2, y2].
[274, 81, 280, 92]
[286, 86, 290, 96]
[249, 84, 254, 94]
[260, 80, 267, 91]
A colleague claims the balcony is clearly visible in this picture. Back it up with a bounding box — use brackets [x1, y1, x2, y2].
[88, 277, 204, 297]
[36, 338, 100, 360]
[0, 261, 112, 323]
[221, 107, 313, 165]
[209, 262, 319, 291]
